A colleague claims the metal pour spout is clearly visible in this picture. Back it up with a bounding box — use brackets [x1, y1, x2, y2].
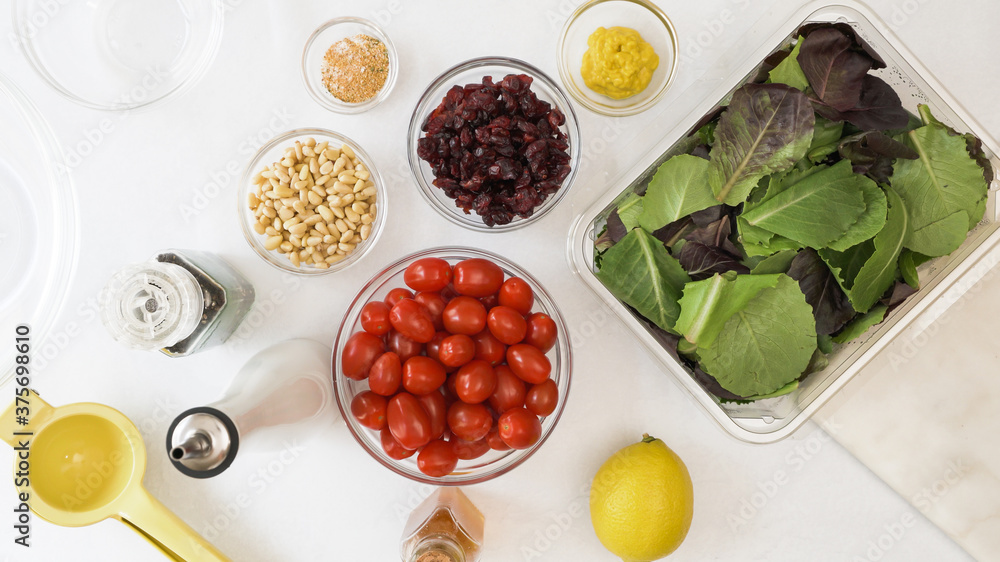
[166, 409, 237, 478]
[171, 432, 211, 460]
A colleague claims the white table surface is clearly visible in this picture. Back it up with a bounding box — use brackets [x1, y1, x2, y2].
[2, 1, 998, 561]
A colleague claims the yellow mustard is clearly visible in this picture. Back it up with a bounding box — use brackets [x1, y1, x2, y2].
[581, 26, 659, 100]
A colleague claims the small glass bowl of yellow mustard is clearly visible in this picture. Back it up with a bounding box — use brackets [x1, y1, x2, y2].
[557, 0, 679, 116]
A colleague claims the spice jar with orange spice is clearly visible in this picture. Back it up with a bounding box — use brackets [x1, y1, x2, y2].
[400, 488, 485, 562]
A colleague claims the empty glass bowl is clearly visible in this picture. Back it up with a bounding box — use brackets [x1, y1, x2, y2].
[334, 247, 573, 485]
[0, 71, 77, 387]
[238, 128, 386, 275]
[12, 0, 224, 111]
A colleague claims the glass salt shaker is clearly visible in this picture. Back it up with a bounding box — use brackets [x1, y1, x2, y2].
[166, 339, 336, 478]
[100, 249, 255, 357]
[401, 488, 485, 562]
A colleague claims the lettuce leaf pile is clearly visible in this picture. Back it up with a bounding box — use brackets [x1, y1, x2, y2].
[594, 23, 993, 401]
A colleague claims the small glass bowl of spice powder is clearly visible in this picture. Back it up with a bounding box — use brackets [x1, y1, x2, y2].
[302, 17, 398, 113]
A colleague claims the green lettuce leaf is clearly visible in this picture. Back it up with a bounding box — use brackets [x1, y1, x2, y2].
[807, 118, 845, 162]
[709, 84, 815, 205]
[740, 160, 870, 248]
[638, 155, 717, 231]
[846, 187, 910, 312]
[750, 249, 799, 274]
[675, 272, 782, 347]
[832, 304, 888, 343]
[820, 239, 874, 294]
[891, 120, 989, 257]
[768, 37, 809, 91]
[698, 275, 817, 396]
[825, 178, 887, 252]
[595, 229, 691, 332]
[616, 193, 643, 231]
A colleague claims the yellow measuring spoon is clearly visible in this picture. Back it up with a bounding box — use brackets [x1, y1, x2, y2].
[1, 391, 230, 562]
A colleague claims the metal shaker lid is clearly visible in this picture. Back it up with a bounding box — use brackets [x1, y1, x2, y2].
[166, 407, 239, 479]
[99, 260, 204, 350]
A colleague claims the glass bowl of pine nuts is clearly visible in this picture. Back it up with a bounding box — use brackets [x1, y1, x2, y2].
[239, 128, 385, 275]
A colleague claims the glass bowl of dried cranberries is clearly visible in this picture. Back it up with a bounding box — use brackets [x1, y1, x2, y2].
[333, 247, 572, 485]
[407, 57, 581, 231]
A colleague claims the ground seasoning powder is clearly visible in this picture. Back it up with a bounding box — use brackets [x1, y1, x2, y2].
[321, 34, 389, 103]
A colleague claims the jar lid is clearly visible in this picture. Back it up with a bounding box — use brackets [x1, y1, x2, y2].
[99, 261, 204, 350]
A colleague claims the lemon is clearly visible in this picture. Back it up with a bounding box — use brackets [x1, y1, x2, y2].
[589, 434, 694, 561]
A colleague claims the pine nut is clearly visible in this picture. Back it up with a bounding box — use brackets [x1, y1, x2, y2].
[360, 224, 372, 240]
[308, 191, 322, 206]
[340, 230, 355, 244]
[264, 235, 282, 250]
[317, 205, 334, 222]
[280, 241, 293, 252]
[332, 206, 346, 219]
[253, 222, 266, 235]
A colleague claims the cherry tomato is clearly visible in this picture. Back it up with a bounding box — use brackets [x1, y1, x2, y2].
[402, 356, 447, 395]
[387, 393, 432, 450]
[414, 291, 448, 330]
[380, 427, 415, 460]
[417, 389, 448, 439]
[479, 293, 499, 310]
[341, 331, 385, 380]
[388, 331, 423, 363]
[384, 287, 414, 307]
[404, 258, 453, 292]
[438, 334, 475, 368]
[442, 296, 487, 335]
[439, 284, 460, 302]
[498, 407, 542, 449]
[473, 330, 506, 366]
[525, 379, 559, 417]
[389, 299, 436, 343]
[498, 277, 534, 315]
[351, 391, 388, 430]
[486, 426, 511, 451]
[488, 365, 526, 412]
[524, 313, 558, 353]
[454, 360, 497, 404]
[417, 439, 458, 477]
[486, 306, 527, 345]
[447, 402, 493, 442]
[360, 301, 392, 336]
[507, 344, 551, 384]
[452, 436, 490, 460]
[368, 352, 402, 396]
[453, 258, 504, 298]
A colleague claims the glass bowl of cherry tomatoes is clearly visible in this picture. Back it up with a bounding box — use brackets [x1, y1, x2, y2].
[333, 247, 571, 484]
